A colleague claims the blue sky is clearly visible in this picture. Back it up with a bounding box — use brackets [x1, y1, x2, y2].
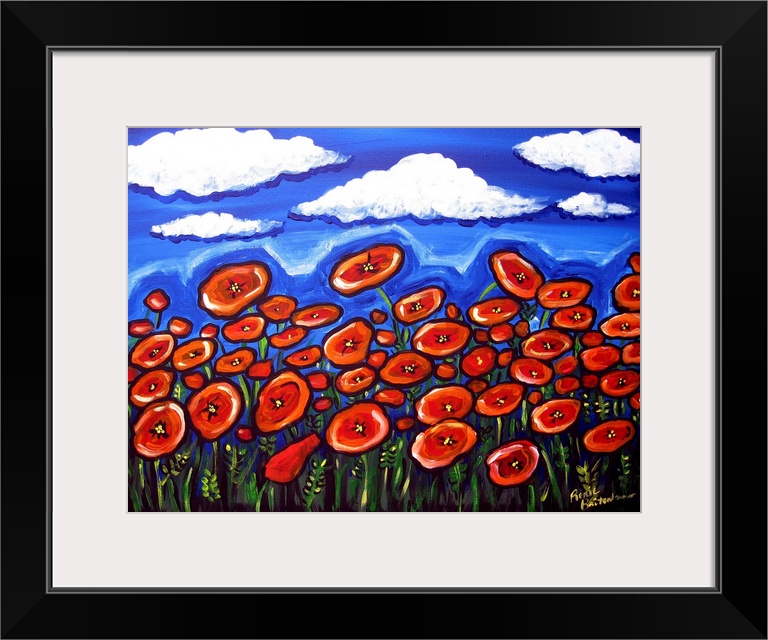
[128, 127, 640, 327]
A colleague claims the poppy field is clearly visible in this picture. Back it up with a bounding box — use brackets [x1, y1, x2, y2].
[128, 243, 640, 512]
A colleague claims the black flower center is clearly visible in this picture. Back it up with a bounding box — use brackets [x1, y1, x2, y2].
[436, 334, 450, 344]
[401, 364, 417, 374]
[150, 421, 168, 439]
[551, 409, 565, 420]
[353, 421, 366, 435]
[515, 273, 526, 283]
[632, 288, 640, 298]
[560, 290, 571, 298]
[441, 436, 456, 447]
[271, 398, 284, 409]
[411, 301, 423, 312]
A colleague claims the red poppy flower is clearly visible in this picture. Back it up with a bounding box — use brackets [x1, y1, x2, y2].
[531, 398, 581, 434]
[583, 420, 636, 453]
[486, 440, 539, 486]
[600, 370, 640, 397]
[489, 323, 515, 343]
[489, 250, 544, 300]
[580, 345, 621, 372]
[247, 360, 273, 380]
[283, 346, 322, 368]
[130, 333, 176, 369]
[187, 380, 243, 440]
[581, 331, 604, 347]
[198, 261, 271, 318]
[367, 350, 387, 368]
[329, 244, 404, 296]
[172, 338, 216, 371]
[254, 370, 311, 433]
[554, 355, 578, 375]
[460, 346, 497, 377]
[550, 305, 596, 331]
[133, 400, 186, 459]
[435, 363, 457, 381]
[335, 365, 377, 396]
[374, 389, 406, 407]
[411, 320, 471, 357]
[130, 369, 175, 407]
[222, 314, 266, 343]
[509, 359, 553, 386]
[264, 433, 322, 484]
[291, 304, 343, 329]
[169, 317, 193, 337]
[520, 330, 573, 361]
[235, 426, 255, 442]
[613, 274, 640, 312]
[514, 321, 530, 338]
[475, 329, 489, 343]
[307, 371, 330, 390]
[370, 309, 388, 324]
[200, 323, 219, 339]
[411, 420, 477, 470]
[467, 379, 489, 394]
[601, 313, 640, 339]
[375, 330, 396, 347]
[144, 289, 170, 312]
[629, 252, 640, 273]
[182, 372, 205, 390]
[475, 383, 524, 416]
[258, 295, 298, 322]
[313, 397, 333, 412]
[554, 376, 580, 394]
[128, 366, 141, 383]
[379, 351, 434, 387]
[497, 349, 514, 367]
[622, 342, 640, 365]
[582, 374, 598, 389]
[527, 391, 542, 405]
[630, 393, 640, 410]
[415, 385, 474, 425]
[325, 402, 391, 454]
[396, 417, 416, 431]
[214, 347, 256, 375]
[536, 279, 592, 309]
[393, 286, 445, 325]
[269, 326, 307, 349]
[129, 319, 154, 337]
[467, 297, 520, 327]
[446, 303, 461, 320]
[322, 319, 374, 366]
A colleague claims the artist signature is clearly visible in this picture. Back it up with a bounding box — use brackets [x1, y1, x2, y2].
[570, 489, 637, 511]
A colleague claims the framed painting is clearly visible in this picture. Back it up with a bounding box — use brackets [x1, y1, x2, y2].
[2, 1, 765, 639]
[126, 125, 641, 515]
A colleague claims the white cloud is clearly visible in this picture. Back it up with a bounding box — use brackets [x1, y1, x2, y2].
[150, 212, 282, 240]
[293, 153, 545, 223]
[514, 129, 640, 178]
[557, 192, 635, 217]
[128, 128, 349, 197]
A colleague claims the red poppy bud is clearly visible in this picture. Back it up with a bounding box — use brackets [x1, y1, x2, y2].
[265, 434, 322, 483]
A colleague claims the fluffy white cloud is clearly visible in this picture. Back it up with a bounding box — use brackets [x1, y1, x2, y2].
[293, 153, 544, 223]
[514, 129, 640, 178]
[557, 192, 635, 217]
[129, 128, 349, 197]
[150, 212, 282, 241]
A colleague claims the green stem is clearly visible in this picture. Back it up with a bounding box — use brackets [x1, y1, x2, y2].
[496, 416, 503, 446]
[376, 287, 402, 344]
[539, 446, 563, 510]
[182, 458, 194, 511]
[471, 473, 480, 511]
[334, 458, 344, 511]
[527, 484, 536, 512]
[154, 459, 163, 511]
[478, 282, 498, 301]
[360, 454, 369, 511]
[238, 375, 251, 410]
[540, 309, 551, 329]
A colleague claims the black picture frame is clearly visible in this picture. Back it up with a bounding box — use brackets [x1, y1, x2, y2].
[2, 2, 765, 638]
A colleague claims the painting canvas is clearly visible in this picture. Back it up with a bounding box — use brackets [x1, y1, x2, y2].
[127, 127, 640, 512]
